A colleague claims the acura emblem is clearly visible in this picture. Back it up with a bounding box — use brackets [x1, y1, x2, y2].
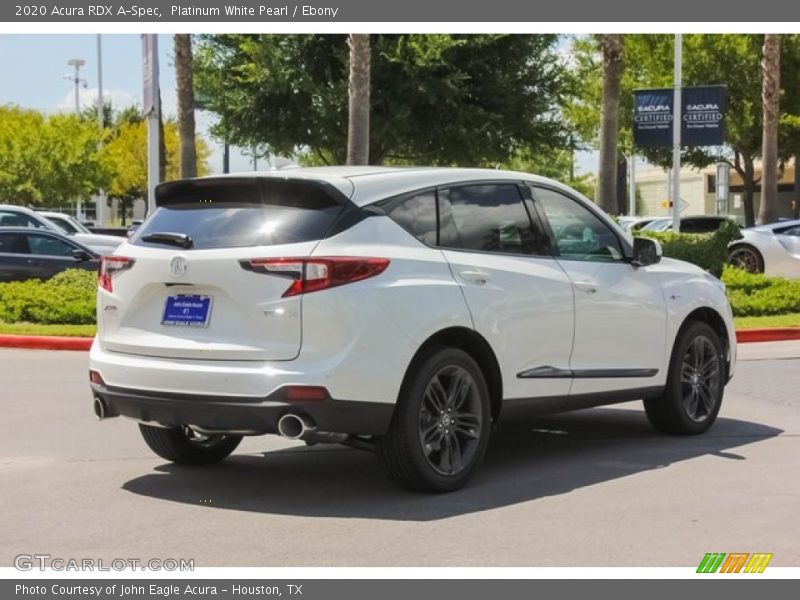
[170, 256, 187, 278]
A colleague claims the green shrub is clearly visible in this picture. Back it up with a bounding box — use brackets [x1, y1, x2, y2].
[721, 266, 800, 316]
[0, 269, 97, 325]
[638, 220, 742, 277]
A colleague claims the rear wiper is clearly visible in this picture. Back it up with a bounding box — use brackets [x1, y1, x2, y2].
[140, 232, 194, 249]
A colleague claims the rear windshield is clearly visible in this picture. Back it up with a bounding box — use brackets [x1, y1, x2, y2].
[132, 178, 345, 250]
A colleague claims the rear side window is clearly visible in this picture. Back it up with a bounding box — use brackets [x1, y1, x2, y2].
[439, 184, 546, 256]
[132, 178, 345, 250]
[386, 190, 437, 245]
[0, 233, 28, 254]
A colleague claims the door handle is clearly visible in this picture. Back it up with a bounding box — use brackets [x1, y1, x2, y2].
[26, 259, 42, 265]
[459, 270, 490, 285]
[574, 281, 597, 294]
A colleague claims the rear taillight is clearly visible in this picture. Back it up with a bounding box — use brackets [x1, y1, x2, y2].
[242, 257, 389, 297]
[99, 256, 134, 292]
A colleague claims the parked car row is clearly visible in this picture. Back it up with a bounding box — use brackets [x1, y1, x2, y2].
[0, 205, 124, 282]
[1, 199, 799, 285]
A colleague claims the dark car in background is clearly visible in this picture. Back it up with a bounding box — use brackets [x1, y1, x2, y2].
[0, 227, 99, 282]
[640, 215, 739, 234]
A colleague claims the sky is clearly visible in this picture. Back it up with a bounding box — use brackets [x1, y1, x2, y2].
[0, 33, 255, 173]
[0, 34, 597, 176]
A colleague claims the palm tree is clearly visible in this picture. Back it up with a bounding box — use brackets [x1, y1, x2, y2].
[346, 34, 371, 166]
[596, 34, 624, 214]
[759, 34, 781, 225]
[174, 34, 197, 178]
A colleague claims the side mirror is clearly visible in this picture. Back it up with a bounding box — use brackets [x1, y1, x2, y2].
[632, 237, 662, 267]
[71, 249, 92, 262]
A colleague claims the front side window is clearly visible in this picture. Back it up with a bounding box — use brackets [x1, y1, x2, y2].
[26, 234, 75, 257]
[439, 184, 546, 256]
[534, 187, 624, 262]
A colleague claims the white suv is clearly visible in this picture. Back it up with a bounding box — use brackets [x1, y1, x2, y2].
[89, 167, 736, 492]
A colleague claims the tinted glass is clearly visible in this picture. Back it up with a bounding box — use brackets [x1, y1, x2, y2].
[0, 210, 45, 229]
[0, 233, 28, 254]
[387, 190, 437, 245]
[681, 218, 723, 233]
[26, 234, 75, 257]
[535, 187, 624, 262]
[133, 178, 344, 250]
[47, 216, 79, 234]
[439, 184, 545, 256]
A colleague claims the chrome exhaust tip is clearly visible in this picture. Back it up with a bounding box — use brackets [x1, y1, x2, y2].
[277, 413, 315, 440]
[93, 396, 107, 420]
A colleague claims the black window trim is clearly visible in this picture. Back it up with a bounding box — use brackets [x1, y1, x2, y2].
[376, 179, 558, 261]
[529, 183, 633, 263]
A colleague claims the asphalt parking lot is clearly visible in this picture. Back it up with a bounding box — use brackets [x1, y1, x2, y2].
[1, 342, 798, 567]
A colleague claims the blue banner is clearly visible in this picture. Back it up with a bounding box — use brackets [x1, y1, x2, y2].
[633, 86, 726, 148]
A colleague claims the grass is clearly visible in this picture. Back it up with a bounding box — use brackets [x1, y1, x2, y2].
[734, 313, 800, 330]
[0, 321, 96, 337]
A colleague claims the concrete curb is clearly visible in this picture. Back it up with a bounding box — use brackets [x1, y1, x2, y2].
[0, 335, 93, 351]
[735, 328, 800, 344]
[2, 328, 800, 351]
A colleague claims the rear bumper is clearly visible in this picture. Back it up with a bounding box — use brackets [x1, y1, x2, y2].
[91, 382, 394, 435]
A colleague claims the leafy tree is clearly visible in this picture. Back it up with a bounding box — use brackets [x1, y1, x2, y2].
[0, 106, 109, 206]
[567, 34, 800, 226]
[102, 115, 210, 224]
[194, 34, 567, 166]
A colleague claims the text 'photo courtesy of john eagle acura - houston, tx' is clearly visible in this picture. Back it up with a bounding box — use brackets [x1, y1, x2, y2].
[89, 167, 736, 493]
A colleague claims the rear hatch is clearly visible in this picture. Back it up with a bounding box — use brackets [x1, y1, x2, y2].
[98, 177, 348, 361]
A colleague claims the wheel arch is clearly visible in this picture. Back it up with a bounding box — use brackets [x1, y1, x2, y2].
[403, 327, 504, 423]
[678, 307, 732, 381]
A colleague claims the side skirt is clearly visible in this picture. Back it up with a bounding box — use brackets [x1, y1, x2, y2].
[500, 386, 664, 417]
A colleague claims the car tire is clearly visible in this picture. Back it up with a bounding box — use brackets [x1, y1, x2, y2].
[644, 321, 726, 435]
[376, 346, 491, 493]
[728, 244, 764, 273]
[139, 424, 242, 465]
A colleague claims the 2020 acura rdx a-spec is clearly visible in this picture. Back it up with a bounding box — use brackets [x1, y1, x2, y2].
[89, 167, 735, 492]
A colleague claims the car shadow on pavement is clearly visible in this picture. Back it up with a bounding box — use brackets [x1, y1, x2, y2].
[122, 406, 782, 521]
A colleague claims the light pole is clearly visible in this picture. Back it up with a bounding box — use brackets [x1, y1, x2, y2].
[671, 34, 682, 232]
[96, 35, 104, 130]
[65, 58, 87, 115]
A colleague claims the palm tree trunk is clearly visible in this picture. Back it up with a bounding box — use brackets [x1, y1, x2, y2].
[174, 34, 197, 178]
[596, 34, 624, 214]
[759, 34, 780, 225]
[346, 34, 371, 166]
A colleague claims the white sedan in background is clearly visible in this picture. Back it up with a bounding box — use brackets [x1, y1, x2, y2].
[0, 205, 123, 256]
[728, 220, 800, 278]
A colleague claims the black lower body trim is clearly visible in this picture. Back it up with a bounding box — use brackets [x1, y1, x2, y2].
[501, 386, 664, 416]
[518, 366, 659, 379]
[90, 383, 395, 436]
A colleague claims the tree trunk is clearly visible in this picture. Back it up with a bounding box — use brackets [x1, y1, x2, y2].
[596, 34, 624, 214]
[346, 34, 371, 166]
[174, 34, 197, 178]
[759, 34, 781, 225]
[616, 153, 628, 215]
